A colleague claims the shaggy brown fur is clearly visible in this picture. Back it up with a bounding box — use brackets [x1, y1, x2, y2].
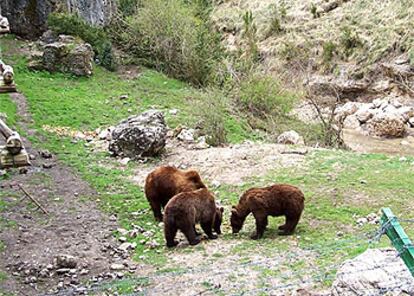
[231, 184, 304, 239]
[163, 188, 223, 247]
[145, 166, 206, 221]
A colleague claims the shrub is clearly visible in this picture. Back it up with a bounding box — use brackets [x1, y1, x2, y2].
[236, 73, 295, 118]
[117, 0, 224, 86]
[322, 41, 337, 64]
[340, 26, 362, 57]
[118, 0, 140, 16]
[241, 11, 260, 66]
[196, 90, 228, 146]
[47, 13, 116, 71]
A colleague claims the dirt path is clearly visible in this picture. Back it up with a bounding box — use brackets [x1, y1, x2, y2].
[0, 93, 142, 295]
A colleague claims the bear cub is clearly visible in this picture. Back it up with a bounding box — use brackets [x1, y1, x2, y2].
[163, 188, 223, 248]
[145, 166, 206, 221]
[231, 184, 304, 239]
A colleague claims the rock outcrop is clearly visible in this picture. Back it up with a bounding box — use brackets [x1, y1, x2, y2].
[337, 96, 414, 138]
[331, 248, 414, 295]
[0, 0, 116, 39]
[109, 110, 168, 159]
[28, 35, 94, 76]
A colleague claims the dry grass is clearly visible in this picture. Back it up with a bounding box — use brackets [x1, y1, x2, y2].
[212, 0, 414, 69]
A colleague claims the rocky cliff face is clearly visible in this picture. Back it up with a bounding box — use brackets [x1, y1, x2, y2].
[0, 0, 116, 39]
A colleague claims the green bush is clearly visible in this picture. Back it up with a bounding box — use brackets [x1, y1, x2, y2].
[117, 0, 223, 86]
[47, 13, 116, 71]
[118, 0, 140, 16]
[322, 41, 337, 64]
[236, 73, 295, 118]
[340, 26, 362, 57]
[196, 90, 228, 146]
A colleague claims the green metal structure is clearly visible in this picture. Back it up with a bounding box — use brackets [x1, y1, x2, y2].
[380, 207, 414, 277]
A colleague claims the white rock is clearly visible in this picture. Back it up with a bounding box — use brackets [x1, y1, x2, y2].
[98, 129, 111, 140]
[110, 263, 125, 271]
[343, 115, 360, 129]
[277, 130, 304, 145]
[335, 102, 361, 119]
[367, 113, 406, 138]
[119, 158, 130, 165]
[177, 128, 195, 142]
[169, 109, 179, 115]
[355, 107, 374, 123]
[331, 249, 414, 295]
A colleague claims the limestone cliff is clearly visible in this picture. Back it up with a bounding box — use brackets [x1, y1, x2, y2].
[0, 0, 116, 39]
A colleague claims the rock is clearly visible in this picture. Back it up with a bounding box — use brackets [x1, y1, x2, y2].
[331, 248, 414, 295]
[343, 115, 360, 129]
[98, 129, 111, 140]
[0, 15, 10, 34]
[30, 35, 94, 76]
[109, 110, 167, 158]
[55, 254, 78, 269]
[194, 136, 209, 149]
[40, 150, 52, 159]
[398, 107, 414, 122]
[145, 240, 160, 249]
[277, 130, 304, 145]
[169, 109, 179, 115]
[118, 242, 136, 252]
[367, 113, 406, 138]
[335, 102, 362, 120]
[177, 128, 195, 142]
[19, 167, 28, 174]
[356, 217, 367, 226]
[42, 163, 54, 169]
[119, 95, 129, 100]
[110, 263, 125, 271]
[0, 0, 116, 39]
[372, 98, 387, 108]
[355, 106, 374, 123]
[118, 236, 127, 243]
[306, 75, 369, 99]
[40, 30, 58, 44]
[119, 158, 130, 165]
[409, 118, 414, 127]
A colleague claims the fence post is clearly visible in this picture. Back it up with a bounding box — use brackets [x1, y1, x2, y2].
[381, 207, 414, 277]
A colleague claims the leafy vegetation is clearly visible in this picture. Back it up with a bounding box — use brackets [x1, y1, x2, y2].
[112, 0, 224, 87]
[48, 13, 116, 71]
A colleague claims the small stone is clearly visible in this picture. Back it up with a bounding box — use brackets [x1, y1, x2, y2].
[109, 215, 117, 222]
[116, 272, 124, 278]
[46, 264, 54, 270]
[42, 163, 53, 169]
[57, 282, 64, 289]
[169, 109, 179, 115]
[277, 130, 304, 145]
[117, 228, 129, 236]
[56, 268, 71, 274]
[360, 179, 367, 184]
[119, 158, 130, 165]
[29, 154, 36, 160]
[211, 180, 221, 188]
[40, 150, 53, 159]
[19, 167, 28, 174]
[177, 128, 195, 142]
[356, 217, 368, 225]
[110, 263, 125, 271]
[79, 269, 89, 275]
[145, 240, 160, 249]
[142, 231, 153, 238]
[0, 170, 6, 177]
[120, 95, 129, 100]
[119, 236, 127, 243]
[55, 254, 78, 269]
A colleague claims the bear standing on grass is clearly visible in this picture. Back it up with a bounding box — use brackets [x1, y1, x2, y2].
[163, 188, 223, 247]
[145, 166, 206, 221]
[231, 184, 304, 239]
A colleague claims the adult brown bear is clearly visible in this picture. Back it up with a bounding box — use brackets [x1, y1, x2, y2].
[145, 166, 206, 221]
[231, 184, 304, 239]
[163, 188, 223, 247]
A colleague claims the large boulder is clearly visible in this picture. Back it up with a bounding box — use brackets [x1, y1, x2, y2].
[277, 130, 304, 145]
[367, 112, 406, 138]
[0, 0, 116, 39]
[331, 248, 414, 296]
[29, 35, 93, 76]
[109, 110, 168, 158]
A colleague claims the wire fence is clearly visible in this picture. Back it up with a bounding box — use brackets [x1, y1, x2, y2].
[40, 216, 414, 296]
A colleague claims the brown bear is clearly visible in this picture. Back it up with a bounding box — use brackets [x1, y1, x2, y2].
[145, 166, 206, 221]
[163, 188, 223, 247]
[231, 184, 304, 239]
